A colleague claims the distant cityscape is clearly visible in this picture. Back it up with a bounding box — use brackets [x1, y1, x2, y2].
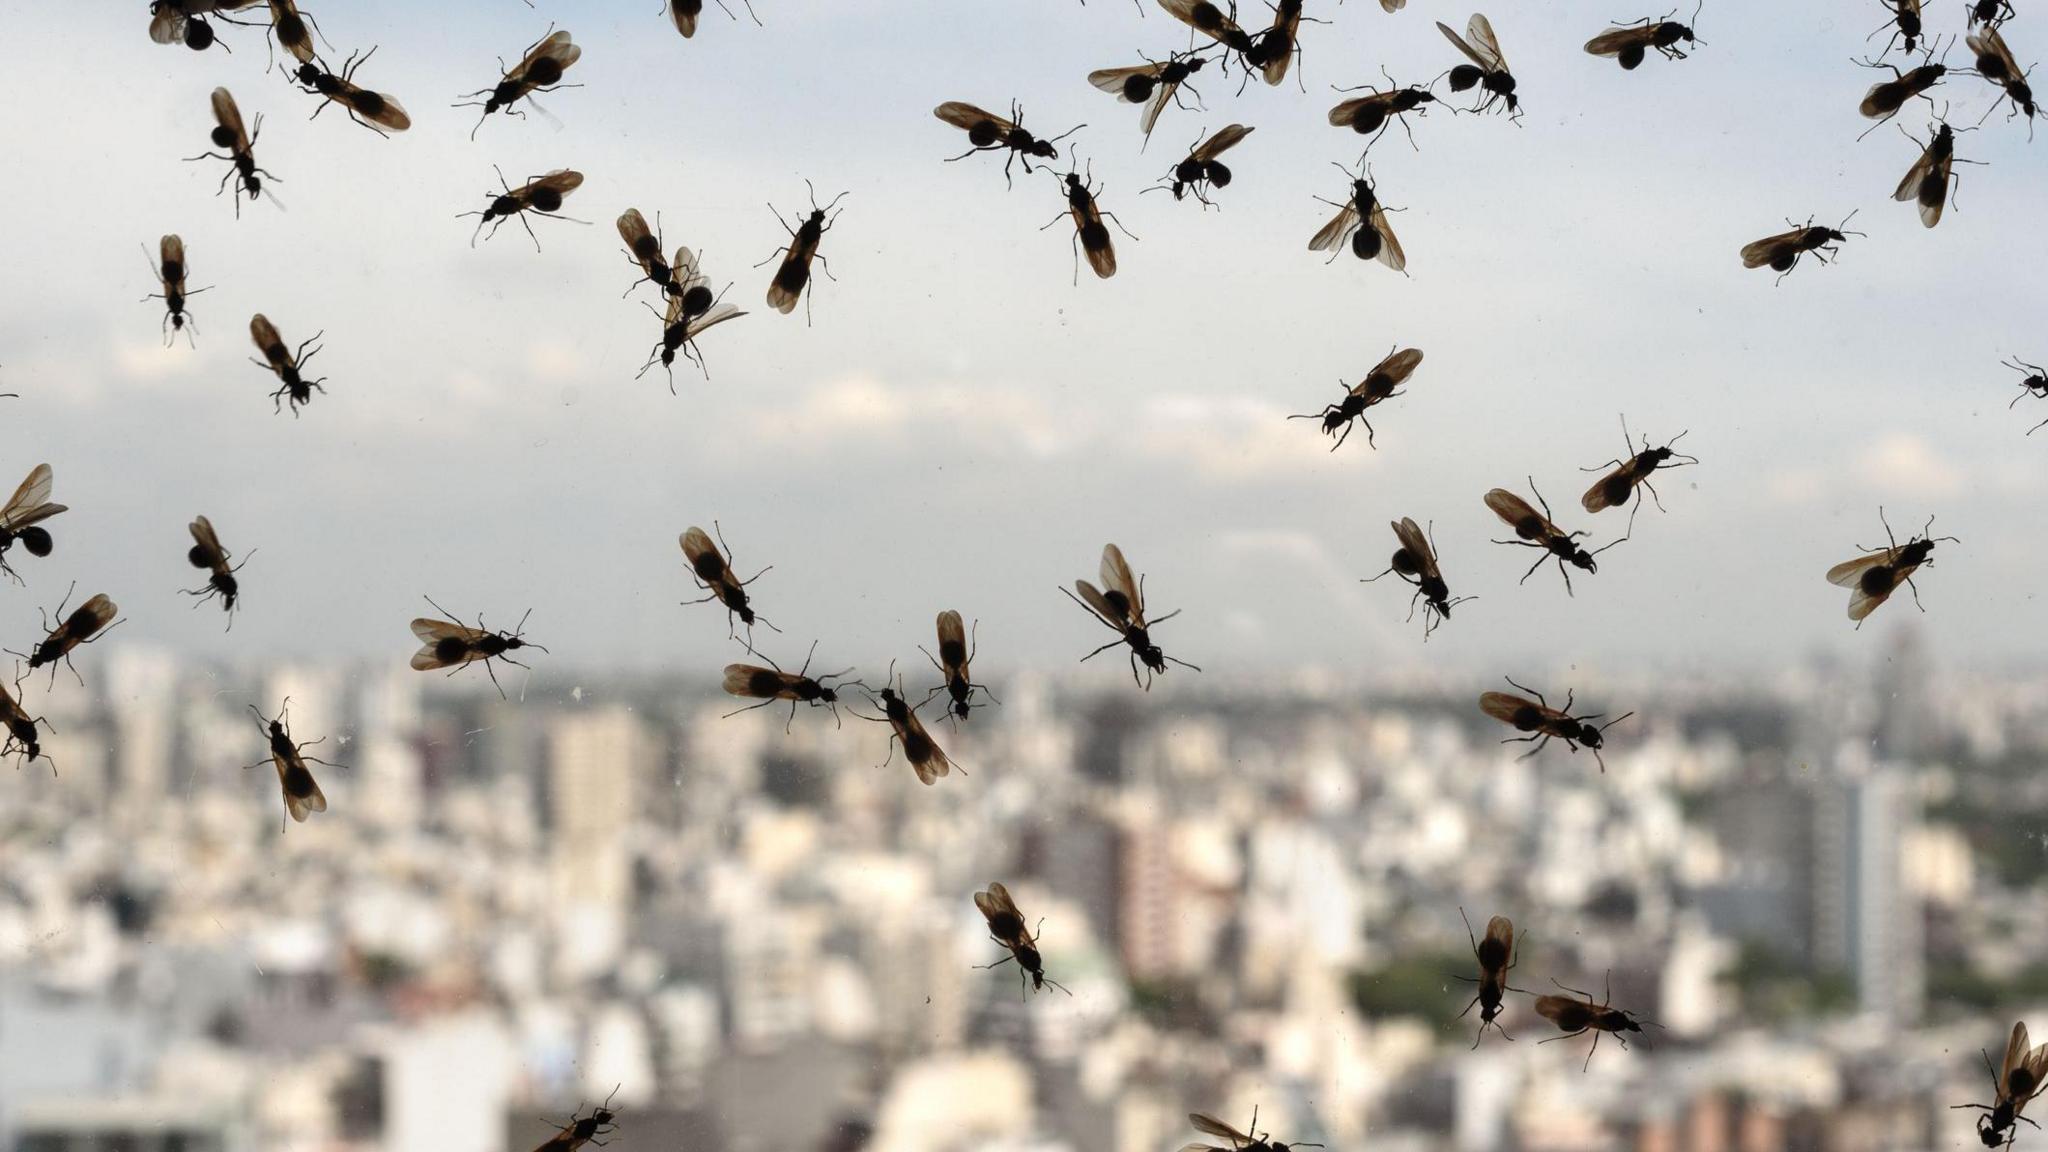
[2, 629, 2044, 1152]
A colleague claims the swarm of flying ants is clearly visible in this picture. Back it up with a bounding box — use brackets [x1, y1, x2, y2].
[1, 0, 2038, 1117]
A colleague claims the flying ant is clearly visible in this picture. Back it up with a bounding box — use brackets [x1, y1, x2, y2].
[1894, 117, 1982, 228]
[1289, 344, 1422, 449]
[974, 883, 1069, 996]
[1966, 25, 2037, 134]
[921, 610, 997, 724]
[1363, 517, 1471, 637]
[2005, 356, 2048, 434]
[1327, 68, 1439, 152]
[666, 0, 761, 38]
[640, 249, 744, 388]
[1825, 507, 1956, 626]
[1969, 0, 2017, 28]
[249, 314, 327, 416]
[1870, 0, 1923, 55]
[1479, 677, 1634, 771]
[293, 47, 412, 134]
[143, 235, 209, 347]
[1157, 0, 1261, 75]
[1150, 123, 1254, 205]
[680, 523, 777, 645]
[1042, 162, 1134, 283]
[1060, 543, 1200, 690]
[149, 0, 261, 52]
[1246, 0, 1321, 88]
[1454, 909, 1523, 1046]
[1578, 416, 1697, 530]
[723, 642, 858, 732]
[618, 209, 677, 296]
[1584, 3, 1704, 69]
[532, 1086, 622, 1152]
[182, 515, 252, 628]
[1533, 974, 1653, 1071]
[1740, 211, 1862, 283]
[459, 26, 582, 139]
[1954, 1021, 2048, 1149]
[0, 464, 67, 585]
[261, 0, 326, 68]
[1183, 1109, 1324, 1152]
[462, 167, 586, 250]
[1856, 41, 1949, 137]
[12, 585, 123, 690]
[934, 100, 1082, 187]
[1087, 50, 1212, 145]
[1308, 161, 1405, 271]
[1, 676, 54, 774]
[853, 664, 957, 785]
[761, 181, 847, 321]
[409, 598, 548, 698]
[1438, 13, 1520, 118]
[187, 88, 280, 218]
[242, 699, 335, 829]
[1485, 480, 1624, 594]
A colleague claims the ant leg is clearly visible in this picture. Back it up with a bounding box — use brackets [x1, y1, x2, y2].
[1079, 639, 1123, 663]
[1518, 552, 1548, 585]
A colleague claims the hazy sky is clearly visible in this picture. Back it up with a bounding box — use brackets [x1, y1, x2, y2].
[4, 0, 2046, 686]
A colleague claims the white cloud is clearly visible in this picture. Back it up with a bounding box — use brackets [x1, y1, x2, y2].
[1854, 433, 1962, 499]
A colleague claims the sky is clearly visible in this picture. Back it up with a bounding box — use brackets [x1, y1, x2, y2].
[2, 0, 2046, 687]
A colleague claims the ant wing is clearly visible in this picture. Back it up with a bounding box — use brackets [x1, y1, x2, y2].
[897, 711, 951, 784]
[1438, 20, 1495, 70]
[160, 234, 188, 275]
[0, 464, 62, 530]
[189, 516, 228, 566]
[524, 168, 585, 199]
[1484, 915, 1515, 962]
[935, 610, 969, 674]
[512, 29, 580, 84]
[1580, 463, 1635, 512]
[668, 0, 699, 37]
[1193, 123, 1254, 161]
[976, 882, 1024, 925]
[1160, 0, 1246, 43]
[1846, 579, 1897, 622]
[1392, 518, 1440, 578]
[1479, 691, 1539, 725]
[679, 527, 732, 579]
[1072, 580, 1131, 630]
[410, 617, 486, 669]
[685, 304, 747, 339]
[1099, 544, 1145, 622]
[1532, 994, 1581, 1025]
[1309, 202, 1361, 253]
[1969, 28, 2025, 87]
[1328, 90, 1400, 126]
[723, 664, 802, 699]
[1140, 78, 1181, 136]
[1466, 13, 1510, 71]
[1089, 63, 1165, 97]
[1483, 488, 1552, 534]
[1367, 206, 1406, 272]
[1370, 347, 1425, 388]
[934, 101, 1020, 136]
[1740, 230, 1804, 268]
[1381, 0, 1406, 8]
[1189, 1115, 1253, 1145]
[1825, 550, 1896, 588]
[1584, 24, 1659, 57]
[72, 595, 119, 637]
[250, 315, 294, 372]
